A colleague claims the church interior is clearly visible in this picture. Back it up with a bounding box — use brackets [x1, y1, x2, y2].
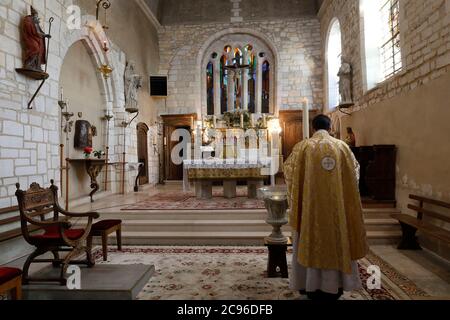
[0, 0, 449, 301]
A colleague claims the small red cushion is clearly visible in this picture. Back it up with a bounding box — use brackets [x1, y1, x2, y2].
[92, 220, 122, 231]
[31, 226, 85, 241]
[0, 267, 22, 284]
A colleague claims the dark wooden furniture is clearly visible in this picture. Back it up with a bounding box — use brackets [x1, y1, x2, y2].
[0, 267, 22, 300]
[161, 114, 197, 181]
[351, 145, 397, 201]
[67, 158, 107, 202]
[265, 237, 292, 279]
[392, 195, 450, 250]
[88, 220, 122, 261]
[15, 180, 99, 285]
[279, 110, 316, 161]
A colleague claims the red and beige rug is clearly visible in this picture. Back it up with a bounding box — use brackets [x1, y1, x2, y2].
[121, 190, 266, 211]
[94, 246, 430, 300]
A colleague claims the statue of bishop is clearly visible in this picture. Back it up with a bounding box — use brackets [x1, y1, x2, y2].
[338, 58, 353, 107]
[21, 6, 51, 72]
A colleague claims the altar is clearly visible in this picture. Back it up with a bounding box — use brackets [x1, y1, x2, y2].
[183, 159, 271, 199]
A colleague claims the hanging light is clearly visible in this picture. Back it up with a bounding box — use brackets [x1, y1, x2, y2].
[96, 0, 111, 29]
[98, 40, 113, 79]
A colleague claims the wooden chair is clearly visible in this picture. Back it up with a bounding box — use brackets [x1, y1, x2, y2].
[0, 268, 22, 300]
[88, 220, 122, 261]
[392, 194, 450, 250]
[15, 180, 100, 285]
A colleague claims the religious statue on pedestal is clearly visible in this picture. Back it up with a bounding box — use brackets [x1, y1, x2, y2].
[338, 58, 353, 107]
[20, 6, 51, 73]
[124, 61, 143, 113]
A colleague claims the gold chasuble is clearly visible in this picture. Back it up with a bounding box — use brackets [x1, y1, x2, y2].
[284, 130, 368, 274]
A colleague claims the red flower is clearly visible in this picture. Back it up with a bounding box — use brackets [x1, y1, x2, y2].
[84, 147, 93, 154]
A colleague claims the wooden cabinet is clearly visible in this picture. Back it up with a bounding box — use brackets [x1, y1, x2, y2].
[351, 145, 397, 201]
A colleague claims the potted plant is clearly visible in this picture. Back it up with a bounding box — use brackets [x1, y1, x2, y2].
[93, 150, 105, 159]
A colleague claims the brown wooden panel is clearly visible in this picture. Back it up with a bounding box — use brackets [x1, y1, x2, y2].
[161, 114, 196, 181]
[410, 195, 450, 209]
[137, 123, 150, 185]
[408, 204, 450, 224]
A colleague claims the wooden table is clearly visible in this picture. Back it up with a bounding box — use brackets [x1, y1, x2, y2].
[67, 158, 107, 202]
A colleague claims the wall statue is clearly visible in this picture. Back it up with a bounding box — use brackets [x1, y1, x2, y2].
[338, 58, 353, 107]
[21, 6, 50, 72]
[124, 61, 143, 113]
[74, 120, 93, 149]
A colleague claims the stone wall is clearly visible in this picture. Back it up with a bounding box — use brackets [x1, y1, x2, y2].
[158, 18, 323, 116]
[0, 0, 160, 263]
[319, 0, 450, 258]
[159, 0, 318, 25]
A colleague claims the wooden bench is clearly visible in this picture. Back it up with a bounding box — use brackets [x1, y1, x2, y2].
[391, 195, 450, 250]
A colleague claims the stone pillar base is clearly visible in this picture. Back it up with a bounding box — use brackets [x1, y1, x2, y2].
[223, 180, 237, 199]
[195, 181, 213, 199]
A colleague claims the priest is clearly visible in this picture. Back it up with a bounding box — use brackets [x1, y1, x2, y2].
[284, 114, 368, 300]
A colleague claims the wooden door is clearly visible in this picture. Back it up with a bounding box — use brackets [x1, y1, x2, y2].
[279, 110, 317, 162]
[162, 114, 196, 181]
[137, 123, 149, 185]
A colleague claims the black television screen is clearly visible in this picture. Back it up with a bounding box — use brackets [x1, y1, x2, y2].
[150, 76, 168, 97]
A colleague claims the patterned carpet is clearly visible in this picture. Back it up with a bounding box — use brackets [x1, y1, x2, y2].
[94, 246, 430, 300]
[121, 190, 265, 211]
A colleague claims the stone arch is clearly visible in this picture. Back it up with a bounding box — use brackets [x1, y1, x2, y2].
[56, 15, 124, 114]
[198, 28, 281, 116]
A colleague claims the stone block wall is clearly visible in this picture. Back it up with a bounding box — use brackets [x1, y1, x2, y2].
[158, 17, 324, 115]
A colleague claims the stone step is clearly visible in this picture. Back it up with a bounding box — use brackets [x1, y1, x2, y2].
[117, 218, 400, 233]
[98, 209, 267, 221]
[106, 230, 402, 246]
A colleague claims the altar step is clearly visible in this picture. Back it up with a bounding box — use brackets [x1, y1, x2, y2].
[88, 207, 402, 246]
[106, 230, 402, 246]
[119, 218, 400, 233]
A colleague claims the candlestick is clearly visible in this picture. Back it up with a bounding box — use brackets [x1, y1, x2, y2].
[302, 98, 310, 139]
[240, 114, 244, 128]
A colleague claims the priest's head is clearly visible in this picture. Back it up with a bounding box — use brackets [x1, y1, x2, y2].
[312, 114, 331, 133]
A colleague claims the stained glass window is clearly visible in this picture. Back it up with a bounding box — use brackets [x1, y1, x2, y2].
[220, 55, 228, 114]
[206, 62, 214, 115]
[247, 50, 256, 113]
[262, 61, 270, 114]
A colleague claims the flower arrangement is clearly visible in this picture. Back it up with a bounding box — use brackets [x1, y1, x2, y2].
[83, 147, 93, 158]
[93, 150, 105, 159]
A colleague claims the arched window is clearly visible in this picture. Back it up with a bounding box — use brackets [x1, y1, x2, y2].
[262, 61, 270, 114]
[361, 0, 402, 90]
[206, 62, 214, 115]
[220, 55, 228, 114]
[326, 19, 342, 110]
[247, 45, 256, 113]
[203, 36, 275, 115]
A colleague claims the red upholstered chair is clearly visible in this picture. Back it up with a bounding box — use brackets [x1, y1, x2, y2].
[15, 180, 100, 285]
[0, 268, 22, 300]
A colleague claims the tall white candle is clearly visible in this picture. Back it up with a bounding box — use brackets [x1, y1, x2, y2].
[302, 98, 310, 139]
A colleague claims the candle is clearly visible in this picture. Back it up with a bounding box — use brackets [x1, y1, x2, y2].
[213, 115, 217, 128]
[263, 114, 267, 128]
[240, 114, 244, 128]
[302, 98, 310, 139]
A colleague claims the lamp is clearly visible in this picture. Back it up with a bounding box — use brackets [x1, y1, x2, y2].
[96, 0, 111, 30]
[98, 40, 113, 79]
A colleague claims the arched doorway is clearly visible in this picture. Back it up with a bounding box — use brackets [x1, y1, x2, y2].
[137, 123, 150, 185]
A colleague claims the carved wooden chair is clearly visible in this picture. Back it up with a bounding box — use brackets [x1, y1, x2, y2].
[15, 180, 100, 285]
